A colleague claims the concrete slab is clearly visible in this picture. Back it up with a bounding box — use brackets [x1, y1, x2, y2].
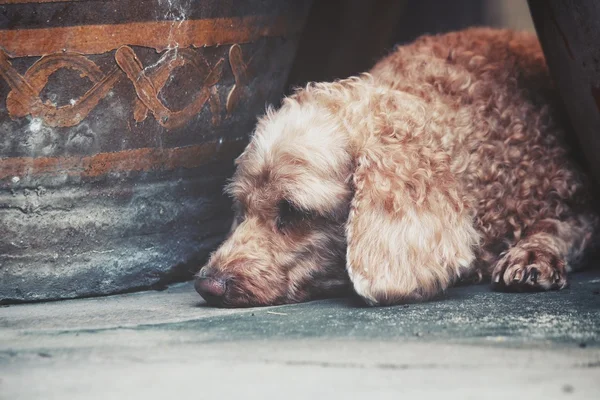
[1, 270, 599, 400]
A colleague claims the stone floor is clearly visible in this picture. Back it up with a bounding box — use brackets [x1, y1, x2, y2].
[1, 270, 599, 400]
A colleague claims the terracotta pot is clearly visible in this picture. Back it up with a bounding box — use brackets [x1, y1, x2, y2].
[528, 0, 600, 184]
[0, 0, 312, 302]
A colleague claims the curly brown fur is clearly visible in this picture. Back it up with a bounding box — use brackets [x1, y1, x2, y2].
[196, 28, 598, 307]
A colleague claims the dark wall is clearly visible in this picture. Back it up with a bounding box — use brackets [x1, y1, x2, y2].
[287, 0, 486, 89]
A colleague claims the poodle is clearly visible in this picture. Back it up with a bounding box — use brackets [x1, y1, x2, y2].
[195, 28, 598, 307]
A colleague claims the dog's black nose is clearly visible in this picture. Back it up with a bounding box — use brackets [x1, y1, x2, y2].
[195, 276, 227, 304]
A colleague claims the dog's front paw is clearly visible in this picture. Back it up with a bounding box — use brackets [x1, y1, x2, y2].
[492, 245, 567, 291]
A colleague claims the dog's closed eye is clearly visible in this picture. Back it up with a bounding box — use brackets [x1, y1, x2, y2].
[277, 199, 314, 232]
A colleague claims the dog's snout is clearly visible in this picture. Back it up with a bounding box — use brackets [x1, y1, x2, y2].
[195, 276, 227, 304]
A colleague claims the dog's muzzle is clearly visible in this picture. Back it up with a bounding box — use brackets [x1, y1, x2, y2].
[195, 275, 227, 306]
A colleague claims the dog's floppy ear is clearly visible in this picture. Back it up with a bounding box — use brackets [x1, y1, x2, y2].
[344, 104, 479, 306]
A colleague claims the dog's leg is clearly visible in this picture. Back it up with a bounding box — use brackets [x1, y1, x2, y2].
[491, 215, 597, 291]
[345, 142, 480, 306]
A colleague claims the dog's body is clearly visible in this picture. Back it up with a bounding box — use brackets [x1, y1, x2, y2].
[196, 28, 598, 307]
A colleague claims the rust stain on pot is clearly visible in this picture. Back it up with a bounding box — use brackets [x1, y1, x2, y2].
[130, 49, 223, 126]
[115, 46, 223, 129]
[1, 45, 228, 129]
[0, 140, 246, 180]
[1, 50, 124, 127]
[0, 16, 305, 58]
[227, 44, 251, 114]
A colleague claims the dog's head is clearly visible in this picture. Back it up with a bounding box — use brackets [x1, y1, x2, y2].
[196, 73, 478, 307]
[196, 91, 355, 307]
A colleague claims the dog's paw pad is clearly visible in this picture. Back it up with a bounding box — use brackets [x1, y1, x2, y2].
[491, 247, 567, 291]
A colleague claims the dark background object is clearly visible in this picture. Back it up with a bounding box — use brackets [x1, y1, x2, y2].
[287, 0, 487, 88]
[0, 0, 312, 302]
[528, 0, 600, 185]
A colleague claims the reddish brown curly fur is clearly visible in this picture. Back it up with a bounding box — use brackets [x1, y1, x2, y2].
[196, 28, 598, 307]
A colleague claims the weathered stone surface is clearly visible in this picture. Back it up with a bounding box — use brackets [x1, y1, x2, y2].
[1, 270, 599, 399]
